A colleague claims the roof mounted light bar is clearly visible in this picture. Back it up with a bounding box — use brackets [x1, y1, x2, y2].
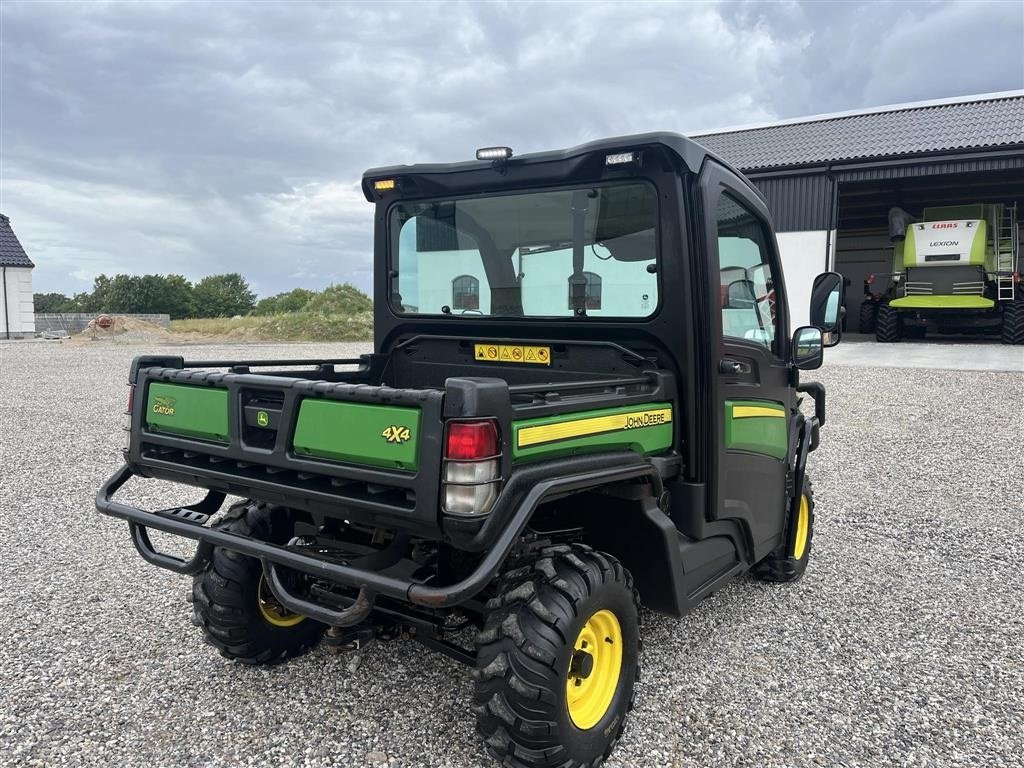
[476, 146, 513, 161]
[605, 151, 637, 166]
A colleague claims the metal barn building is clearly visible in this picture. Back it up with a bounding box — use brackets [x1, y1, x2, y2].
[0, 213, 36, 339]
[693, 91, 1024, 329]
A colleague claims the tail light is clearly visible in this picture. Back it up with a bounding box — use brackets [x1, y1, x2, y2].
[1014, 271, 1021, 284]
[442, 420, 501, 516]
[866, 274, 875, 285]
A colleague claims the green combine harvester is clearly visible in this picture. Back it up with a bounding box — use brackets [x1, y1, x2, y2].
[861, 203, 1022, 343]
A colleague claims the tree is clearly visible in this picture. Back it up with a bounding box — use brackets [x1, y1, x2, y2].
[81, 274, 113, 313]
[142, 274, 195, 318]
[103, 274, 145, 313]
[192, 273, 256, 317]
[33, 292, 72, 313]
[254, 288, 317, 316]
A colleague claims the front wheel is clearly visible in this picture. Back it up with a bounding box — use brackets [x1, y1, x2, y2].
[875, 303, 902, 343]
[751, 478, 816, 583]
[473, 544, 640, 768]
[859, 300, 878, 333]
[1002, 299, 1024, 345]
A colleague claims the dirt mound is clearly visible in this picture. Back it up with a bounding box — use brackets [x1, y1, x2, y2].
[70, 315, 174, 343]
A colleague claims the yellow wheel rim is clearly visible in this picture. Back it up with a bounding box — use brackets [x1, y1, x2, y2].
[792, 493, 810, 560]
[566, 609, 623, 730]
[257, 573, 306, 628]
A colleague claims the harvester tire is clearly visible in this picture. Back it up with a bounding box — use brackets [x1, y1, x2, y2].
[875, 303, 902, 343]
[859, 300, 878, 333]
[191, 501, 324, 664]
[473, 544, 640, 768]
[1001, 299, 1024, 345]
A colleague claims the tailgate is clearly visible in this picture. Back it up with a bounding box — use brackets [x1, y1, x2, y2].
[130, 364, 444, 535]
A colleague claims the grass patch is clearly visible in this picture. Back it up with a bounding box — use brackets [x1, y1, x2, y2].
[170, 311, 373, 341]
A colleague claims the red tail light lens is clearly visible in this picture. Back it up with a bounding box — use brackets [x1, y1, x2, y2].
[866, 274, 875, 285]
[445, 420, 499, 460]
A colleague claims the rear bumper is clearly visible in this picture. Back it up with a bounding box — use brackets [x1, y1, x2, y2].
[96, 452, 662, 624]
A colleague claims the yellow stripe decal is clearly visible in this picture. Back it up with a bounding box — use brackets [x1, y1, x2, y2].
[517, 408, 672, 448]
[732, 405, 785, 419]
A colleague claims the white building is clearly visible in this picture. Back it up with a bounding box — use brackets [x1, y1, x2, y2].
[0, 214, 36, 339]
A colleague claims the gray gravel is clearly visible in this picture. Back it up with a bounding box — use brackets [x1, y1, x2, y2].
[1, 340, 1022, 768]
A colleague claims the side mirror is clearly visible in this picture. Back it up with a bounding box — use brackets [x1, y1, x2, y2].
[792, 326, 823, 370]
[809, 271, 845, 347]
[727, 279, 757, 309]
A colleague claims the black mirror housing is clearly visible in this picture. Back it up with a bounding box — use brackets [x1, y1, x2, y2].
[809, 271, 845, 347]
[792, 326, 824, 370]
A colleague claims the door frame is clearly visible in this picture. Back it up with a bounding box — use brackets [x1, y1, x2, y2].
[697, 159, 796, 561]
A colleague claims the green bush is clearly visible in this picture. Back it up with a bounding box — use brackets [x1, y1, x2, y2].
[301, 284, 372, 315]
[254, 288, 318, 316]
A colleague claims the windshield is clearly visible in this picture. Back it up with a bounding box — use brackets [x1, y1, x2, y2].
[388, 182, 659, 318]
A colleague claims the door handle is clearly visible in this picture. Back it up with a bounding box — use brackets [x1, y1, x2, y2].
[719, 358, 751, 375]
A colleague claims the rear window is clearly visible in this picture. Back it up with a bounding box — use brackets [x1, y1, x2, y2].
[388, 182, 659, 318]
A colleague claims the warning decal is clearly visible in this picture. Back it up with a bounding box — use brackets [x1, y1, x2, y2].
[474, 343, 551, 366]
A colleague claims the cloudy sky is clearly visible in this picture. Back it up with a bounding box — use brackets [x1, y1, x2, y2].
[3, 1, 1022, 298]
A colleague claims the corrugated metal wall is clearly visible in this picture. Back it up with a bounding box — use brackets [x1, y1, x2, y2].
[749, 174, 834, 232]
[746, 151, 1023, 232]
[834, 154, 1024, 182]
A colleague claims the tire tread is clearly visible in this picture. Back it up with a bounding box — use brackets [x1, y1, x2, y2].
[191, 501, 323, 665]
[474, 544, 639, 768]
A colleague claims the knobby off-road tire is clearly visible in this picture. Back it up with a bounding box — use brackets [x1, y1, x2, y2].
[858, 300, 878, 334]
[473, 544, 640, 768]
[1001, 299, 1024, 345]
[875, 303, 902, 343]
[752, 478, 816, 583]
[191, 501, 325, 664]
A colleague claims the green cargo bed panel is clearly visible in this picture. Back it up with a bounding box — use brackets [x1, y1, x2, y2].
[146, 382, 229, 443]
[293, 399, 421, 470]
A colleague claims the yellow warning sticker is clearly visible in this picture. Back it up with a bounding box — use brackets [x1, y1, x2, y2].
[474, 343, 550, 366]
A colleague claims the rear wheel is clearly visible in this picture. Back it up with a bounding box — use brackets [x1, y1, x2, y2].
[191, 501, 324, 664]
[473, 544, 640, 768]
[751, 478, 815, 583]
[1002, 299, 1024, 345]
[875, 303, 902, 343]
[858, 300, 878, 333]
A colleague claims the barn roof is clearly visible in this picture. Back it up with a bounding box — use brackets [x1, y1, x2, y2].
[692, 91, 1024, 173]
[0, 214, 34, 268]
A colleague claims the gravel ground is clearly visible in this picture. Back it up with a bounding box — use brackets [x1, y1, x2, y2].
[1, 340, 1022, 768]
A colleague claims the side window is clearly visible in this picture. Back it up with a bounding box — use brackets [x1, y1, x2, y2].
[452, 274, 480, 311]
[566, 271, 602, 310]
[715, 193, 778, 350]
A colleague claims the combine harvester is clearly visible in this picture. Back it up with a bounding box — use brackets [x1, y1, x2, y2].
[861, 204, 1022, 344]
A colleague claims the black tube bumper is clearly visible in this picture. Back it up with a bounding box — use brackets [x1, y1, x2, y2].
[96, 453, 662, 624]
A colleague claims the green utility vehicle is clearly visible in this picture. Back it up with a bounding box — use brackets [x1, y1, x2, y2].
[861, 203, 1022, 343]
[98, 134, 844, 768]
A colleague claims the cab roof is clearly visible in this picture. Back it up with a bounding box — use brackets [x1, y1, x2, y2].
[361, 132, 741, 202]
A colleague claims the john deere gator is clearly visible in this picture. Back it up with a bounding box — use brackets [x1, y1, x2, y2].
[97, 133, 845, 768]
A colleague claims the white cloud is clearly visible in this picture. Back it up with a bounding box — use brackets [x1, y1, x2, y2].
[1, 0, 1020, 298]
